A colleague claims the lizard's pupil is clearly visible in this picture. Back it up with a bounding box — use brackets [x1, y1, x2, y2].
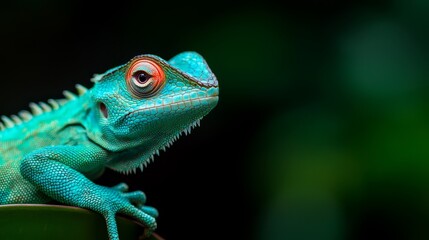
[138, 72, 149, 83]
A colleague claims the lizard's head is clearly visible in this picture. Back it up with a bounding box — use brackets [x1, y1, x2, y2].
[87, 52, 219, 174]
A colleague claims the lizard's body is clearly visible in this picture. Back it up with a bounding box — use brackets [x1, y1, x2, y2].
[0, 52, 219, 239]
[0, 93, 93, 203]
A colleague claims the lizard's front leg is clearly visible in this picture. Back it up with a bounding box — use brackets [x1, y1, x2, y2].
[19, 145, 156, 240]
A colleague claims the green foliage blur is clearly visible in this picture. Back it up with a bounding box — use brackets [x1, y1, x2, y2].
[231, 1, 429, 240]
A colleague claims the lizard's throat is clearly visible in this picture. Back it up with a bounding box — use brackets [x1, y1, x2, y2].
[106, 118, 202, 175]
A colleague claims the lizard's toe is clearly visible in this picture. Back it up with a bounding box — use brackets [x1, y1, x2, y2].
[110, 182, 129, 192]
[140, 206, 159, 218]
[122, 190, 146, 205]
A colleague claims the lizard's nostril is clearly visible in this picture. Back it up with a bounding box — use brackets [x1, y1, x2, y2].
[99, 102, 108, 118]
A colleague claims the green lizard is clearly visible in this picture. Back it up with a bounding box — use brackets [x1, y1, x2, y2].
[0, 51, 219, 239]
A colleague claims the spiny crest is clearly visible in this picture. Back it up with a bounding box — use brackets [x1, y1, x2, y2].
[90, 74, 104, 83]
[90, 64, 123, 83]
[0, 84, 88, 131]
[119, 118, 202, 175]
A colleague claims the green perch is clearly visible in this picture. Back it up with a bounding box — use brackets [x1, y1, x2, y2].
[0, 52, 219, 239]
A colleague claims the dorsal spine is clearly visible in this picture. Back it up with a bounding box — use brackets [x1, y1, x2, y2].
[0, 84, 88, 131]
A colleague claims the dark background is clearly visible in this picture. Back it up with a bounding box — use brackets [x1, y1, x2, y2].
[1, 0, 429, 239]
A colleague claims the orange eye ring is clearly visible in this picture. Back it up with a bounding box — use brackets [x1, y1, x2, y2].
[126, 58, 166, 98]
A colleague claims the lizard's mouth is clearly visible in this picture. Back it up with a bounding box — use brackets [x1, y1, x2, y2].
[129, 96, 217, 117]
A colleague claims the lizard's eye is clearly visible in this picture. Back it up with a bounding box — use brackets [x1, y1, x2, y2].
[126, 58, 165, 98]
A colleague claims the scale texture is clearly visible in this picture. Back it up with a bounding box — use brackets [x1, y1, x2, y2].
[0, 52, 219, 239]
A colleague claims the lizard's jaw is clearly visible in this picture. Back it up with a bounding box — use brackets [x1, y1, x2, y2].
[110, 117, 203, 175]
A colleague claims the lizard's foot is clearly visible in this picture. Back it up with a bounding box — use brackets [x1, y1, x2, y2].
[97, 183, 158, 239]
[110, 182, 159, 217]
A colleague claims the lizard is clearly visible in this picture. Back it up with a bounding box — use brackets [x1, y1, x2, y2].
[0, 51, 219, 239]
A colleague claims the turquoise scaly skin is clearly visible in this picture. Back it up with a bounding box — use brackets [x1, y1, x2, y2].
[0, 52, 219, 239]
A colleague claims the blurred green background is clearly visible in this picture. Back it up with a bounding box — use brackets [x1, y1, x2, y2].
[1, 0, 429, 239]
